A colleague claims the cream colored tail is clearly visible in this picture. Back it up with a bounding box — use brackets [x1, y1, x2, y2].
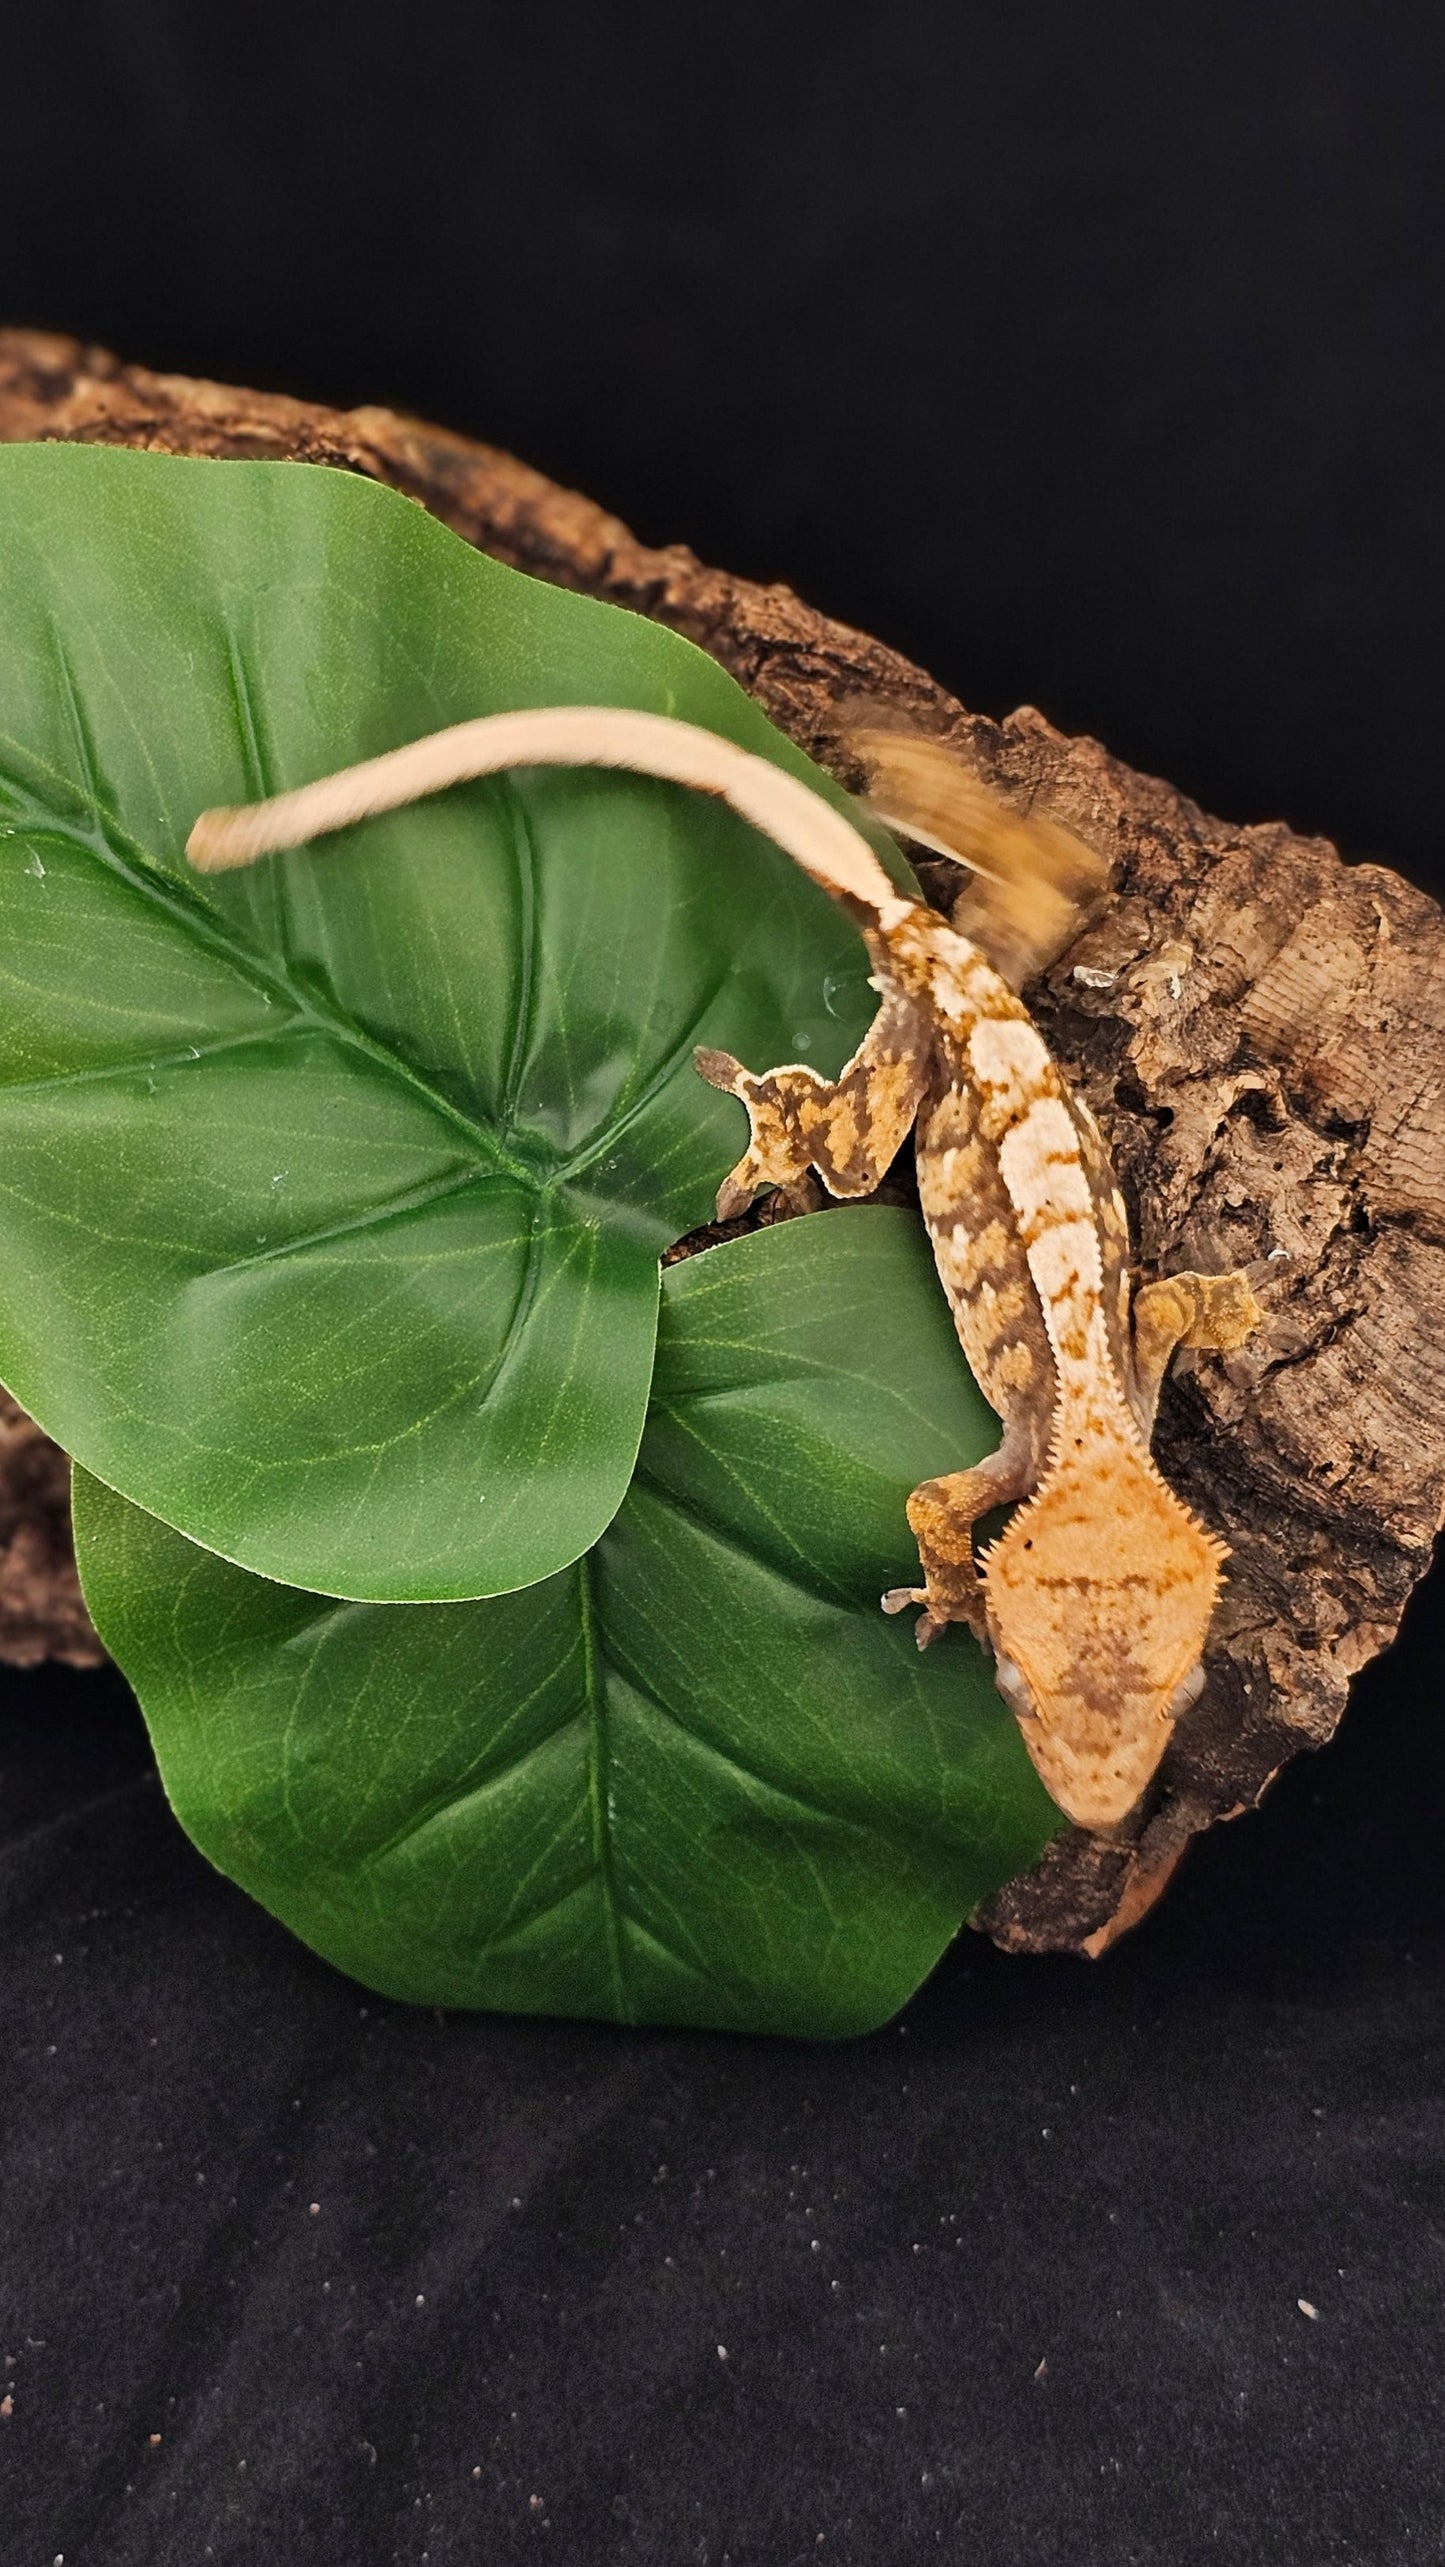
[188, 704, 909, 924]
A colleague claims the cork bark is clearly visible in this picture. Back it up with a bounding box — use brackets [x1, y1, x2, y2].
[3, 326, 1443, 1955]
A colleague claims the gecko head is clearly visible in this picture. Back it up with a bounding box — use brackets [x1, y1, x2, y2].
[981, 1434, 1226, 1833]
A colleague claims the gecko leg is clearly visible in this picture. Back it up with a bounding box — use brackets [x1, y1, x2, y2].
[696, 989, 928, 1220]
[1129, 1268, 1264, 1435]
[881, 1417, 1040, 1649]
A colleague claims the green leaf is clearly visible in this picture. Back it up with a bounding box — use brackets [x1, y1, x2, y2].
[73, 1212, 1059, 2038]
[0, 441, 897, 1601]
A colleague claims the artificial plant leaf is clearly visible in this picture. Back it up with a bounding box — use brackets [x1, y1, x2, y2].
[73, 1212, 1059, 2039]
[0, 441, 898, 1602]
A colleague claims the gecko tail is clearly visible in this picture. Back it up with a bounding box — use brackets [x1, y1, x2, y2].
[188, 705, 909, 923]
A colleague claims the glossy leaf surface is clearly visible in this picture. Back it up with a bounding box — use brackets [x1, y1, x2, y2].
[75, 1214, 1059, 2038]
[0, 443, 890, 1600]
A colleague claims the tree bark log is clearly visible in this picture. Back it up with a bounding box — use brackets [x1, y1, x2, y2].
[3, 326, 1443, 1953]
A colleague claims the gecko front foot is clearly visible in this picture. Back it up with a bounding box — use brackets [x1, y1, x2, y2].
[881, 1443, 1037, 1650]
[880, 1577, 988, 1650]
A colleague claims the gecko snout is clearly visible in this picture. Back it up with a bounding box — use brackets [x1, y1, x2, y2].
[978, 1435, 1227, 1830]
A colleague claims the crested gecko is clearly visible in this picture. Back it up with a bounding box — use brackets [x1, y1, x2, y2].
[189, 707, 1262, 1832]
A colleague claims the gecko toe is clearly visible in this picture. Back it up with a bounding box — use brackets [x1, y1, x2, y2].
[715, 1170, 758, 1221]
[881, 1585, 926, 1617]
[881, 1587, 958, 1650]
[694, 1045, 743, 1092]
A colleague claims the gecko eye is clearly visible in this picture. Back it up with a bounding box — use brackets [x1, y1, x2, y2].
[1165, 1661, 1206, 1720]
[993, 1654, 1038, 1722]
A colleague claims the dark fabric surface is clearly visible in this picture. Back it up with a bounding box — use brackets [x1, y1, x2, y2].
[3, 5, 1444, 2560]
[2, 1581, 1442, 2567]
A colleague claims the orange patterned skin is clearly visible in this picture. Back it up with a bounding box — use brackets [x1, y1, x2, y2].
[699, 898, 1261, 1832]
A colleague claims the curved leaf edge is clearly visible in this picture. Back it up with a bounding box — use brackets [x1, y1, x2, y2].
[0, 443, 916, 1601]
[71, 1212, 1061, 2041]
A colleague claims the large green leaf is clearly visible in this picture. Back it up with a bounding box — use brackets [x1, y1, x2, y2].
[0, 442, 893, 1601]
[73, 1213, 1059, 2038]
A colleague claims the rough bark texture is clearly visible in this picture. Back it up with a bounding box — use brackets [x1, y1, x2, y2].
[0, 1389, 104, 1669]
[2, 326, 1442, 1954]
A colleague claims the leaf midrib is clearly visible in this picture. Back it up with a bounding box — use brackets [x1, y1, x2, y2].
[0, 742, 552, 1188]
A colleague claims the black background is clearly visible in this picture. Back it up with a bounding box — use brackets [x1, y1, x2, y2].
[2, 7, 1443, 2561]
